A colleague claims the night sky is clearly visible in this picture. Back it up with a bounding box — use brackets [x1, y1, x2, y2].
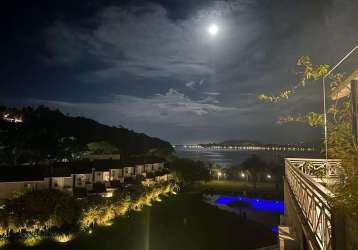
[2, 0, 358, 144]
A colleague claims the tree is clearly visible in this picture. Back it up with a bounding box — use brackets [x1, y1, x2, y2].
[167, 156, 210, 184]
[240, 155, 267, 192]
[1, 105, 174, 165]
[258, 56, 358, 214]
[3, 189, 79, 232]
[86, 141, 120, 155]
[56, 137, 87, 161]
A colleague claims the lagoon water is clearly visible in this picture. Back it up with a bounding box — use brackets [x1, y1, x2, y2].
[175, 147, 321, 167]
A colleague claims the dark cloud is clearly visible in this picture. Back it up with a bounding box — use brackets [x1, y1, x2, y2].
[2, 0, 358, 144]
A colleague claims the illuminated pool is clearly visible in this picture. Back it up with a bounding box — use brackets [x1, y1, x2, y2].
[215, 196, 284, 214]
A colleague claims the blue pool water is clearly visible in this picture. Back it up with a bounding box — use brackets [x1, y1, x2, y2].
[271, 226, 279, 233]
[215, 196, 284, 214]
[214, 196, 284, 233]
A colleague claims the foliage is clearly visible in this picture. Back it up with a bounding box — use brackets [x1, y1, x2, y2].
[52, 233, 74, 243]
[167, 156, 210, 184]
[56, 137, 87, 161]
[0, 105, 173, 165]
[79, 201, 116, 229]
[258, 56, 358, 215]
[112, 192, 132, 216]
[78, 182, 176, 230]
[92, 182, 107, 193]
[0, 189, 79, 233]
[0, 181, 177, 245]
[237, 155, 270, 191]
[258, 56, 329, 103]
[86, 141, 120, 155]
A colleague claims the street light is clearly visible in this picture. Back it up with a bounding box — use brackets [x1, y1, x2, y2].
[267, 174, 271, 179]
[217, 171, 222, 180]
[322, 44, 358, 159]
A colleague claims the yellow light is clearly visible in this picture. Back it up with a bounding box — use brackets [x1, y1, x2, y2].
[53, 233, 74, 243]
[0, 239, 8, 248]
[23, 237, 42, 247]
[103, 221, 113, 227]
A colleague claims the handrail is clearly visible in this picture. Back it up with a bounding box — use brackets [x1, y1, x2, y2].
[288, 161, 334, 198]
[285, 158, 341, 250]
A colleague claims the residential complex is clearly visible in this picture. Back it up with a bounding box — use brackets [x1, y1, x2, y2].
[0, 156, 170, 200]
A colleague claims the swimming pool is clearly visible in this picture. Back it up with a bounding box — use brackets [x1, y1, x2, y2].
[215, 196, 284, 214]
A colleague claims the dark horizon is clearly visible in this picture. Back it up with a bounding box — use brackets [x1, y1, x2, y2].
[2, 0, 358, 144]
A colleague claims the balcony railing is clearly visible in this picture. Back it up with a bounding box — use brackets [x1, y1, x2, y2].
[285, 158, 342, 250]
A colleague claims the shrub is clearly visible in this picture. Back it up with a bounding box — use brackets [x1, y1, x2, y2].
[73, 187, 87, 198]
[92, 182, 106, 193]
[3, 189, 78, 234]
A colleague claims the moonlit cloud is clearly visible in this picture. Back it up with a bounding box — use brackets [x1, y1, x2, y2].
[46, 4, 214, 82]
[3, 0, 358, 144]
[28, 88, 239, 127]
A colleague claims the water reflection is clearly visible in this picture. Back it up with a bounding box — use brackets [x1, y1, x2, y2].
[176, 147, 320, 167]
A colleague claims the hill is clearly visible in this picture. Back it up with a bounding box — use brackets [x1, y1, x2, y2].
[0, 105, 173, 165]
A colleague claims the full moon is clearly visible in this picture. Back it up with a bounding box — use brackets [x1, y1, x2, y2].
[208, 24, 219, 36]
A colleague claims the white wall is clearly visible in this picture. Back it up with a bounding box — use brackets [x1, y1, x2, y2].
[135, 165, 145, 175]
[124, 167, 134, 177]
[0, 180, 49, 200]
[110, 169, 123, 180]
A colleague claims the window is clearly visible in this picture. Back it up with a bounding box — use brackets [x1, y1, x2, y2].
[103, 172, 110, 181]
[78, 175, 85, 185]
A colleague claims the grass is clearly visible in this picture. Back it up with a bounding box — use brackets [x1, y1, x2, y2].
[199, 180, 276, 191]
[7, 186, 277, 250]
[195, 180, 283, 199]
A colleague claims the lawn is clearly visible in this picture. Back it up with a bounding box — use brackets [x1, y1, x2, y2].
[8, 190, 277, 250]
[196, 180, 282, 198]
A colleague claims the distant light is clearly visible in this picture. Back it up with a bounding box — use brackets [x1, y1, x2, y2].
[208, 24, 219, 36]
[218, 172, 222, 177]
[267, 174, 272, 179]
[241, 173, 245, 178]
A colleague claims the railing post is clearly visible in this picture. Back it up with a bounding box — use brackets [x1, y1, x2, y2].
[351, 80, 358, 144]
[331, 208, 345, 250]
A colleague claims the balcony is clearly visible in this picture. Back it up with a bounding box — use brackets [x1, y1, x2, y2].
[282, 158, 343, 250]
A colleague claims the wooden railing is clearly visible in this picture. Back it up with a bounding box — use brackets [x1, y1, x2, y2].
[285, 158, 342, 250]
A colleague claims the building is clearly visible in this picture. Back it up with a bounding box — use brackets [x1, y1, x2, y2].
[0, 166, 49, 200]
[45, 166, 72, 193]
[0, 157, 170, 200]
[69, 161, 94, 192]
